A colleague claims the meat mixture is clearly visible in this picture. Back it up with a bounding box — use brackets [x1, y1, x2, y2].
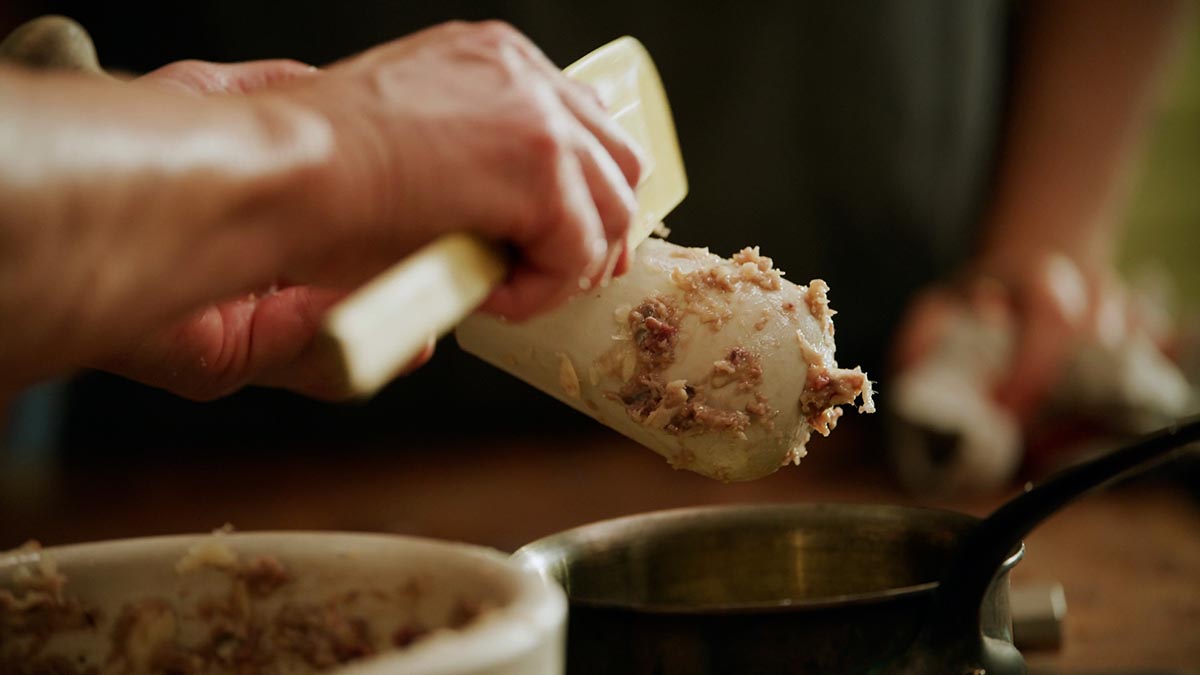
[800, 365, 874, 436]
[1, 535, 491, 675]
[804, 280, 837, 339]
[665, 247, 781, 329]
[599, 245, 873, 449]
[1, 542, 98, 675]
[600, 296, 759, 439]
[730, 247, 783, 291]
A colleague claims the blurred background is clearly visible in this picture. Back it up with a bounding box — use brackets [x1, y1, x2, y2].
[1, 1, 1013, 460]
[0, 2, 1198, 668]
[0, 1, 1192, 459]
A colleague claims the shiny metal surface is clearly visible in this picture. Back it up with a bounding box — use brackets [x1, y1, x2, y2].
[515, 503, 1021, 674]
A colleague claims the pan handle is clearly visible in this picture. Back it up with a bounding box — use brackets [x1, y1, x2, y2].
[910, 416, 1200, 674]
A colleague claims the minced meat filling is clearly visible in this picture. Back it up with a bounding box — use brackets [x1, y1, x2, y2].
[711, 347, 762, 392]
[237, 555, 292, 598]
[0, 539, 492, 675]
[616, 305, 764, 438]
[629, 297, 679, 371]
[597, 245, 872, 454]
[730, 247, 783, 291]
[0, 541, 95, 669]
[804, 280, 837, 338]
[799, 365, 875, 436]
[665, 247, 784, 329]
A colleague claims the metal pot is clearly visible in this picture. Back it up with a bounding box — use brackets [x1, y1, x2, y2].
[516, 420, 1200, 675]
[515, 503, 1018, 675]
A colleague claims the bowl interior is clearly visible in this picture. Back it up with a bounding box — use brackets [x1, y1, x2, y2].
[1, 532, 563, 675]
[515, 503, 978, 611]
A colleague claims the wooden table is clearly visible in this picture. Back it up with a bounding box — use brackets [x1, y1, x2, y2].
[2, 430, 1198, 671]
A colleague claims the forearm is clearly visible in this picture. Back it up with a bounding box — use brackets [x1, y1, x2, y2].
[0, 65, 334, 386]
[978, 0, 1189, 275]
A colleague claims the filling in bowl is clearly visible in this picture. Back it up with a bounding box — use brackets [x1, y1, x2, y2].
[1, 531, 524, 675]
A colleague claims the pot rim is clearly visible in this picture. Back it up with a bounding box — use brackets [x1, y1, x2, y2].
[513, 502, 1025, 615]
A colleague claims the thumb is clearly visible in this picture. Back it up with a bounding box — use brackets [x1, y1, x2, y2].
[250, 288, 437, 400]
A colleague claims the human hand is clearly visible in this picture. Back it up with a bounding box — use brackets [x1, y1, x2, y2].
[92, 59, 426, 401]
[92, 22, 642, 400]
[893, 249, 1134, 422]
[274, 20, 642, 320]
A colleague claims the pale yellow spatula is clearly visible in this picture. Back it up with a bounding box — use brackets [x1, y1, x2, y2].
[318, 36, 687, 397]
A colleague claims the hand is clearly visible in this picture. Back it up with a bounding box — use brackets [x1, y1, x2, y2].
[275, 21, 642, 319]
[92, 59, 418, 401]
[93, 22, 642, 400]
[0, 22, 639, 399]
[893, 249, 1134, 422]
[96, 283, 435, 401]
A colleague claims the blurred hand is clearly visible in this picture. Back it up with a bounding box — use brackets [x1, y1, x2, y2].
[91, 22, 641, 400]
[893, 248, 1135, 423]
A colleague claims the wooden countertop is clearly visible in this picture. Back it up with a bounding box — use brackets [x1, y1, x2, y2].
[2, 431, 1198, 671]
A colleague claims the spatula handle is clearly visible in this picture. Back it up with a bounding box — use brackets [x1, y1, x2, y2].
[315, 233, 507, 396]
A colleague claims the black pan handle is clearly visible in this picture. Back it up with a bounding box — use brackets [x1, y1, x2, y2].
[912, 416, 1200, 674]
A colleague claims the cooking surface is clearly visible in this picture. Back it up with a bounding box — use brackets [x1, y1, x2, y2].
[1, 429, 1197, 671]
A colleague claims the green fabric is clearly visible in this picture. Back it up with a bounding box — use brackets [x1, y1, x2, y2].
[1120, 16, 1200, 306]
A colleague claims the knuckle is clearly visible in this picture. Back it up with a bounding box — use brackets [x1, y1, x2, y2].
[473, 20, 523, 44]
[156, 58, 206, 79]
[525, 124, 565, 165]
[516, 95, 571, 169]
[573, 81, 605, 108]
[153, 59, 225, 93]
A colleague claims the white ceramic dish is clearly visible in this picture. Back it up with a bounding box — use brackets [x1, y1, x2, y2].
[0, 532, 565, 675]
